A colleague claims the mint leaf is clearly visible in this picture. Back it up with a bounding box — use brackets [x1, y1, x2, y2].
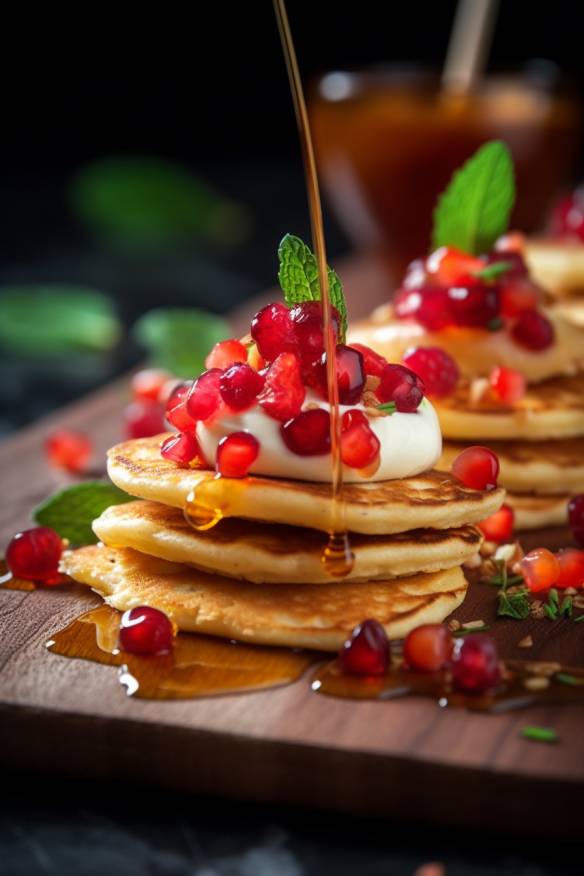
[34, 482, 132, 545]
[0, 287, 121, 357]
[277, 234, 347, 341]
[473, 261, 513, 281]
[132, 308, 229, 378]
[432, 140, 515, 255]
[497, 588, 530, 620]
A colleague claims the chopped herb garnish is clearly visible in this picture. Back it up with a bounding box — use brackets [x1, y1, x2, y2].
[574, 614, 584, 623]
[473, 261, 513, 281]
[453, 624, 490, 637]
[548, 588, 559, 607]
[556, 672, 584, 687]
[559, 596, 573, 619]
[544, 602, 558, 621]
[377, 401, 397, 415]
[521, 726, 558, 744]
[497, 588, 530, 620]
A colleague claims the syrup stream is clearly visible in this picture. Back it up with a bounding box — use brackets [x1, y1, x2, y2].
[274, 0, 354, 577]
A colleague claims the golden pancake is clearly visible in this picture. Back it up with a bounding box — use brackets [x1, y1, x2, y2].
[349, 304, 584, 383]
[525, 238, 584, 298]
[434, 373, 584, 441]
[94, 500, 483, 585]
[62, 545, 468, 650]
[556, 297, 584, 329]
[440, 437, 584, 496]
[506, 492, 569, 530]
[107, 436, 505, 535]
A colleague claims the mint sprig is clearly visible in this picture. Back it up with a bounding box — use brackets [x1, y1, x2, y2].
[277, 234, 347, 342]
[432, 140, 515, 255]
[34, 481, 133, 545]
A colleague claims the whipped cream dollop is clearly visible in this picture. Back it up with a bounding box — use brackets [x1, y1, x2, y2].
[196, 395, 442, 483]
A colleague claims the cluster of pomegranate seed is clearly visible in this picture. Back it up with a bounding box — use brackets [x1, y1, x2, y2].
[6, 527, 64, 584]
[45, 429, 93, 474]
[478, 504, 514, 543]
[520, 545, 584, 593]
[124, 367, 173, 439]
[568, 495, 584, 545]
[550, 189, 584, 242]
[119, 605, 174, 655]
[402, 347, 459, 398]
[451, 445, 499, 491]
[394, 245, 554, 351]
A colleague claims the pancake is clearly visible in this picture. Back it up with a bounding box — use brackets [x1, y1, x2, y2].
[94, 500, 483, 585]
[434, 373, 584, 441]
[440, 437, 584, 496]
[556, 297, 584, 329]
[107, 436, 505, 535]
[62, 545, 468, 650]
[506, 492, 569, 530]
[525, 238, 584, 298]
[349, 304, 584, 383]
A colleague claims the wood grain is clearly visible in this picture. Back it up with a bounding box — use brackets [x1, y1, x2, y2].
[0, 255, 582, 835]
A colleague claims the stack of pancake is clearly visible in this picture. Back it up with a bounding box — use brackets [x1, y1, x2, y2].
[350, 306, 584, 531]
[62, 434, 504, 651]
[525, 238, 584, 327]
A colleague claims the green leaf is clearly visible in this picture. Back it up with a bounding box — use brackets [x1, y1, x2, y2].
[452, 624, 490, 637]
[544, 603, 558, 621]
[521, 726, 557, 744]
[556, 672, 584, 686]
[70, 157, 250, 249]
[377, 402, 397, 415]
[473, 261, 513, 281]
[277, 234, 347, 341]
[432, 140, 515, 255]
[0, 286, 121, 357]
[497, 589, 530, 620]
[574, 614, 584, 623]
[559, 596, 573, 619]
[132, 308, 230, 378]
[34, 482, 132, 545]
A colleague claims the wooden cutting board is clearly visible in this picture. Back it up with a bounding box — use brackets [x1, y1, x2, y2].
[1, 255, 582, 836]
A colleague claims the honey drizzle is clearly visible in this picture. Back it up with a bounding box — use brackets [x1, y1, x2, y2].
[274, 0, 354, 577]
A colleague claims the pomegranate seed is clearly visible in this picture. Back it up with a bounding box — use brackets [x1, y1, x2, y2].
[478, 504, 514, 543]
[290, 301, 339, 374]
[485, 250, 529, 280]
[119, 605, 174, 655]
[124, 400, 166, 439]
[403, 624, 453, 672]
[205, 338, 248, 370]
[376, 363, 424, 412]
[550, 191, 584, 242]
[394, 286, 452, 331]
[216, 431, 259, 477]
[447, 282, 500, 328]
[512, 310, 555, 351]
[451, 634, 501, 694]
[500, 281, 540, 318]
[402, 347, 459, 398]
[426, 246, 484, 286]
[339, 619, 389, 676]
[520, 548, 561, 593]
[340, 409, 380, 469]
[257, 352, 305, 421]
[165, 382, 196, 431]
[247, 343, 265, 371]
[130, 368, 171, 402]
[281, 409, 331, 456]
[451, 445, 499, 491]
[315, 345, 366, 405]
[6, 527, 63, 581]
[489, 366, 526, 405]
[349, 343, 386, 377]
[45, 429, 93, 474]
[219, 363, 264, 412]
[556, 549, 584, 589]
[160, 432, 202, 467]
[250, 302, 297, 362]
[186, 369, 223, 421]
[568, 495, 584, 546]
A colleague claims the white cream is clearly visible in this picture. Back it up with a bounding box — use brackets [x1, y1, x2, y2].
[196, 396, 442, 483]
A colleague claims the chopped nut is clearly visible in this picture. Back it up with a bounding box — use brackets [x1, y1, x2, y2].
[518, 635, 533, 649]
[565, 588, 578, 596]
[462, 619, 486, 630]
[364, 405, 384, 418]
[479, 558, 496, 579]
[523, 676, 550, 691]
[448, 619, 462, 632]
[480, 541, 497, 557]
[364, 375, 381, 392]
[362, 391, 380, 408]
[462, 553, 481, 570]
[530, 605, 545, 620]
[574, 595, 584, 610]
[506, 584, 525, 595]
[525, 661, 561, 677]
[469, 377, 489, 406]
[494, 543, 516, 564]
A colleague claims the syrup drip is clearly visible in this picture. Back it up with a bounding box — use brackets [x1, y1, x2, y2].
[184, 477, 225, 531]
[47, 604, 315, 700]
[0, 560, 66, 591]
[274, 0, 354, 578]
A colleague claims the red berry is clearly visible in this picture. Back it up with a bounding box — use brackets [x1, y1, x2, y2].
[339, 619, 389, 676]
[205, 338, 248, 370]
[250, 302, 297, 362]
[130, 368, 171, 402]
[500, 281, 540, 318]
[376, 363, 424, 412]
[402, 347, 459, 398]
[403, 624, 453, 672]
[219, 363, 264, 412]
[567, 495, 584, 546]
[556, 549, 584, 589]
[45, 429, 93, 474]
[186, 369, 223, 421]
[290, 301, 339, 374]
[160, 432, 202, 467]
[349, 343, 387, 377]
[281, 409, 331, 456]
[451, 445, 499, 491]
[6, 527, 63, 582]
[446, 282, 500, 328]
[426, 246, 484, 286]
[257, 352, 305, 422]
[394, 285, 452, 331]
[216, 431, 259, 477]
[451, 634, 501, 694]
[119, 605, 174, 655]
[489, 366, 526, 406]
[512, 310, 555, 351]
[165, 382, 196, 431]
[550, 191, 584, 242]
[340, 409, 380, 469]
[316, 345, 366, 405]
[478, 504, 514, 543]
[520, 548, 560, 593]
[124, 399, 166, 439]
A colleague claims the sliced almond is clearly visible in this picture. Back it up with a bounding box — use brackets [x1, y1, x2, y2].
[524, 676, 550, 691]
[518, 635, 533, 649]
[461, 619, 486, 630]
